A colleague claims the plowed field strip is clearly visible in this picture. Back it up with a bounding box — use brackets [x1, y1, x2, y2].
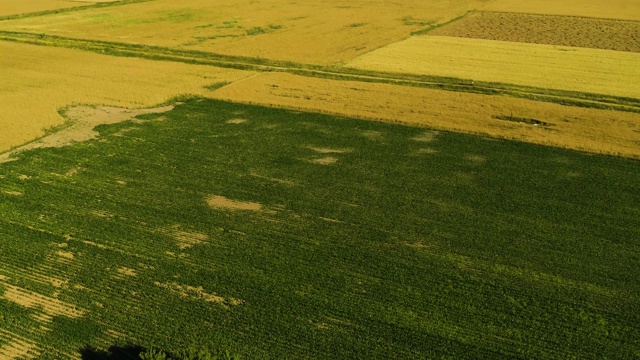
[211, 72, 640, 159]
[429, 12, 640, 52]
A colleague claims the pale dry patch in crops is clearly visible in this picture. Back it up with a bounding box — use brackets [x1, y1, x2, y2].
[1, 283, 85, 318]
[160, 225, 210, 250]
[430, 12, 640, 52]
[310, 157, 339, 165]
[0, 0, 487, 64]
[154, 282, 243, 309]
[212, 72, 640, 159]
[481, 0, 640, 21]
[0, 330, 39, 360]
[226, 118, 248, 124]
[465, 154, 487, 164]
[116, 267, 137, 277]
[1, 190, 23, 196]
[249, 171, 296, 186]
[308, 147, 352, 154]
[414, 148, 439, 155]
[347, 36, 640, 99]
[56, 250, 74, 260]
[412, 131, 441, 143]
[207, 195, 262, 211]
[90, 210, 114, 219]
[1, 105, 174, 163]
[0, 41, 251, 154]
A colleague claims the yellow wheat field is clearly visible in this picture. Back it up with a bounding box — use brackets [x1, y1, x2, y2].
[212, 72, 640, 159]
[347, 36, 640, 99]
[0, 41, 251, 153]
[0, 0, 487, 64]
[0, 0, 101, 17]
[481, 0, 640, 21]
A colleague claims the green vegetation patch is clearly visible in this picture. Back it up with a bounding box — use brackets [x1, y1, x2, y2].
[0, 99, 638, 358]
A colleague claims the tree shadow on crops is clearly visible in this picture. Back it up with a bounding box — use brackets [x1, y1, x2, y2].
[79, 344, 145, 360]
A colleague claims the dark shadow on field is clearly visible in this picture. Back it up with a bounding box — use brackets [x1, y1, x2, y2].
[79, 344, 145, 360]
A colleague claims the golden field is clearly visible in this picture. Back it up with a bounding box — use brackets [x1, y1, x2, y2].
[482, 0, 640, 20]
[0, 0, 486, 64]
[0, 1, 93, 17]
[347, 36, 640, 99]
[0, 41, 251, 154]
[211, 72, 640, 159]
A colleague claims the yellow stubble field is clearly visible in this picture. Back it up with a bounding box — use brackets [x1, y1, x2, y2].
[211, 72, 640, 159]
[0, 41, 251, 153]
[0, 0, 487, 64]
[347, 36, 640, 99]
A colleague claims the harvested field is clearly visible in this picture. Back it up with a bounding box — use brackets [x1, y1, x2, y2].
[0, 41, 251, 153]
[430, 12, 640, 52]
[482, 0, 640, 21]
[211, 72, 640, 159]
[347, 36, 640, 99]
[0, 0, 486, 64]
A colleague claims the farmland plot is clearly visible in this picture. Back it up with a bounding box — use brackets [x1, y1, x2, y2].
[481, 0, 640, 21]
[0, 1, 97, 18]
[0, 0, 487, 64]
[212, 72, 640, 159]
[429, 11, 640, 52]
[347, 36, 640, 99]
[0, 41, 251, 154]
[0, 99, 638, 358]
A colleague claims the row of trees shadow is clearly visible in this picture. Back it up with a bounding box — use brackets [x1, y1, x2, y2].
[79, 343, 240, 360]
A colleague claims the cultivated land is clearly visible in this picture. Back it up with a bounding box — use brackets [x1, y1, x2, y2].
[429, 12, 640, 52]
[211, 72, 640, 159]
[482, 0, 640, 20]
[0, 0, 486, 64]
[0, 1, 91, 17]
[0, 99, 638, 359]
[347, 36, 640, 99]
[1, 0, 640, 358]
[0, 41, 250, 153]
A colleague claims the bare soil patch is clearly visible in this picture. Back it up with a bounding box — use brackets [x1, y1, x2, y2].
[154, 282, 243, 309]
[0, 105, 174, 163]
[160, 225, 210, 249]
[207, 195, 262, 211]
[430, 12, 640, 52]
[311, 157, 339, 165]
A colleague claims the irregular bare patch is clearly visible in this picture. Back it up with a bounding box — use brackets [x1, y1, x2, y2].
[361, 130, 383, 141]
[56, 250, 74, 260]
[226, 118, 248, 124]
[319, 217, 342, 223]
[154, 282, 243, 309]
[1, 283, 85, 318]
[2, 190, 23, 196]
[18, 174, 31, 180]
[465, 154, 486, 164]
[416, 148, 438, 155]
[412, 131, 440, 142]
[116, 267, 137, 278]
[90, 210, 114, 218]
[207, 195, 262, 211]
[0, 105, 173, 163]
[311, 157, 338, 165]
[404, 241, 438, 250]
[0, 333, 39, 360]
[249, 171, 296, 186]
[160, 225, 209, 250]
[308, 146, 352, 154]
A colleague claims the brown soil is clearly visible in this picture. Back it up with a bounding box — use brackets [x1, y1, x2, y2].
[430, 11, 640, 52]
[311, 157, 339, 165]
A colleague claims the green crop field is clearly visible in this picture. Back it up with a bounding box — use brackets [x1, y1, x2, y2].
[0, 99, 639, 359]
